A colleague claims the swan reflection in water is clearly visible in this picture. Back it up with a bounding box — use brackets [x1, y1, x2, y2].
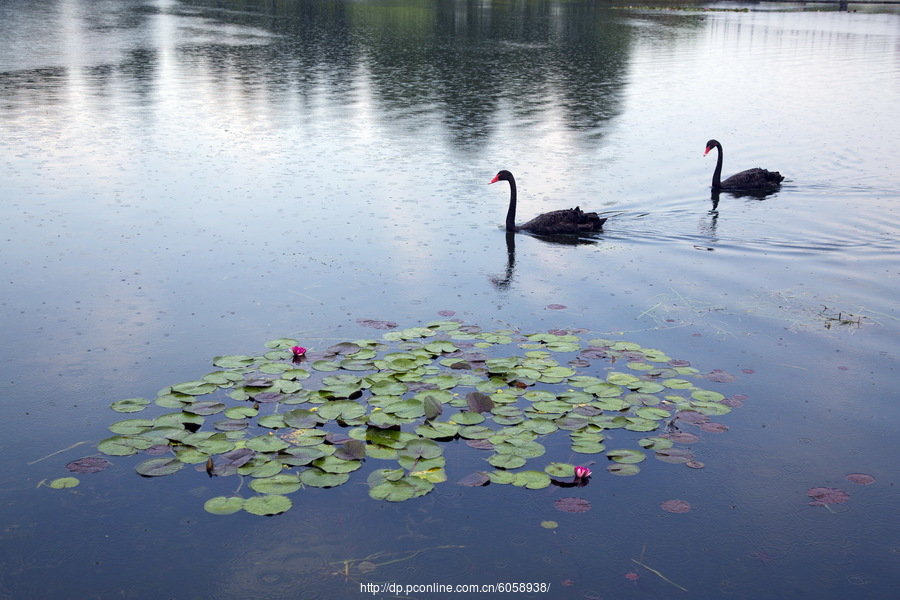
[489, 229, 603, 292]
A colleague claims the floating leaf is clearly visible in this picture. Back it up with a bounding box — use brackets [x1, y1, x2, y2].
[249, 474, 303, 495]
[110, 398, 150, 413]
[510, 470, 551, 489]
[457, 471, 491, 487]
[183, 401, 227, 416]
[705, 370, 736, 383]
[299, 468, 350, 487]
[541, 521, 559, 529]
[845, 473, 875, 485]
[66, 457, 111, 474]
[135, 458, 184, 477]
[109, 419, 155, 435]
[368, 475, 433, 502]
[416, 421, 459, 439]
[221, 448, 255, 467]
[655, 449, 695, 464]
[98, 435, 154, 456]
[246, 436, 290, 453]
[203, 496, 244, 515]
[607, 463, 640, 476]
[212, 355, 256, 368]
[49, 477, 80, 489]
[554, 497, 591, 513]
[808, 487, 850, 507]
[171, 380, 217, 396]
[607, 449, 646, 464]
[244, 495, 292, 515]
[450, 412, 485, 426]
[213, 419, 250, 431]
[661, 499, 691, 513]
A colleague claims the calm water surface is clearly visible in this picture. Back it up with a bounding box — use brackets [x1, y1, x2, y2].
[1, 0, 899, 598]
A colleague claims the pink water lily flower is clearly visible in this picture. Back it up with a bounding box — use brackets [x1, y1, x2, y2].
[291, 346, 307, 356]
[574, 465, 592, 479]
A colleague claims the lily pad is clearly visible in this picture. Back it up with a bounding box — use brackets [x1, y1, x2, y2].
[49, 477, 80, 489]
[204, 496, 245, 515]
[110, 398, 151, 413]
[135, 457, 184, 477]
[661, 499, 691, 513]
[98, 435, 155, 456]
[457, 471, 491, 487]
[244, 494, 292, 516]
[554, 497, 591, 513]
[845, 473, 875, 485]
[249, 474, 304, 495]
[66, 457, 111, 474]
[808, 487, 850, 507]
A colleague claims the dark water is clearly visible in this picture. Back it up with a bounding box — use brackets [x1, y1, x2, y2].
[2, 0, 899, 598]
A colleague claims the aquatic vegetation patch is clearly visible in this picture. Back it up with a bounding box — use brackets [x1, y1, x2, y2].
[60, 320, 742, 514]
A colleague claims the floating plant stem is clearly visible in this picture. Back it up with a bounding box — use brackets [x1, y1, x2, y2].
[631, 558, 688, 592]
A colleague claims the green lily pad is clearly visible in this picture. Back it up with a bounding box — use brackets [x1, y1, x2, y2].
[49, 477, 80, 489]
[110, 398, 151, 413]
[510, 470, 551, 489]
[244, 494, 292, 516]
[249, 474, 304, 495]
[400, 438, 443, 459]
[368, 477, 434, 502]
[607, 463, 641, 476]
[488, 453, 527, 469]
[449, 412, 485, 425]
[109, 418, 155, 435]
[171, 380, 217, 396]
[312, 455, 362, 474]
[544, 463, 576, 477]
[692, 390, 726, 403]
[607, 449, 647, 464]
[639, 436, 674, 450]
[98, 435, 155, 456]
[245, 436, 290, 453]
[415, 421, 460, 439]
[183, 401, 227, 416]
[135, 457, 184, 477]
[299, 468, 350, 487]
[204, 496, 245, 515]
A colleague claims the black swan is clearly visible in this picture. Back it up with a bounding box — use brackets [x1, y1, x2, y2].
[704, 139, 784, 191]
[489, 170, 606, 235]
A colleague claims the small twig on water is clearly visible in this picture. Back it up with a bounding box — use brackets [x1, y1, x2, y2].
[28, 441, 92, 465]
[631, 557, 688, 592]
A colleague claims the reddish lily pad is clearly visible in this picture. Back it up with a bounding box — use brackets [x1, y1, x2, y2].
[554, 497, 591, 513]
[661, 432, 699, 444]
[698, 422, 729, 433]
[808, 487, 850, 506]
[655, 448, 695, 464]
[356, 318, 398, 330]
[661, 499, 691, 513]
[705, 369, 736, 383]
[66, 457, 111, 474]
[845, 473, 875, 485]
[457, 471, 491, 487]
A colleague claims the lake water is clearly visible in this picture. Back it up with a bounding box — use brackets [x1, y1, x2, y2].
[1, 0, 899, 598]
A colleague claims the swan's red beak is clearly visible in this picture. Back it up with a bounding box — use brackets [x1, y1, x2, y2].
[489, 174, 500, 184]
[703, 147, 712, 156]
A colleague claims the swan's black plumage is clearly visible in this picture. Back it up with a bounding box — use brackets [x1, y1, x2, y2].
[489, 170, 606, 235]
[704, 139, 784, 191]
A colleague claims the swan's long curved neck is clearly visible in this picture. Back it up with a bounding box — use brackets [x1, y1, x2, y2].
[505, 176, 518, 232]
[711, 144, 723, 188]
